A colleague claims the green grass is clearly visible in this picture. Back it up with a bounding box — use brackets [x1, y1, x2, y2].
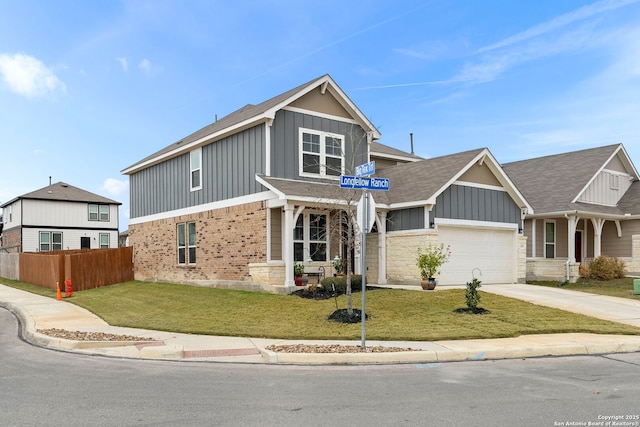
[529, 277, 640, 300]
[3, 278, 640, 340]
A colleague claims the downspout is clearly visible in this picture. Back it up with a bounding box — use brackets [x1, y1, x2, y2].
[566, 260, 570, 282]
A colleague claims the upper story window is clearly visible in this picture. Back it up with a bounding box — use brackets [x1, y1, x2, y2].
[190, 148, 202, 191]
[89, 204, 110, 222]
[299, 128, 344, 179]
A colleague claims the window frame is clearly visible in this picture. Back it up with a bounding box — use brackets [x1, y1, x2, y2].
[99, 233, 110, 249]
[88, 204, 110, 222]
[190, 148, 202, 191]
[177, 221, 197, 265]
[39, 231, 62, 251]
[293, 211, 329, 262]
[544, 220, 556, 259]
[298, 127, 344, 179]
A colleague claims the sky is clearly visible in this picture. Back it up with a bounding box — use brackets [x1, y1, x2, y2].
[1, 0, 640, 230]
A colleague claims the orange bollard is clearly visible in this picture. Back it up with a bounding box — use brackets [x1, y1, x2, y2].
[64, 279, 73, 298]
[56, 282, 62, 300]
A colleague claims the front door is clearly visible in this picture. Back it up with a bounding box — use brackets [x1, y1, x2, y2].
[80, 236, 90, 249]
[575, 231, 583, 262]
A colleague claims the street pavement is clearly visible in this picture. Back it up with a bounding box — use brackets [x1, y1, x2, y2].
[1, 283, 640, 365]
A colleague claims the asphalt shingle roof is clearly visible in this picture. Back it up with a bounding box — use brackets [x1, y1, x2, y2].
[2, 182, 120, 207]
[502, 144, 637, 216]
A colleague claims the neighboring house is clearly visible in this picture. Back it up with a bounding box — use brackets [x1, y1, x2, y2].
[503, 144, 640, 281]
[0, 182, 121, 253]
[122, 74, 532, 290]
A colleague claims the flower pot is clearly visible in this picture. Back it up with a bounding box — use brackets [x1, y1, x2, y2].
[294, 274, 304, 286]
[421, 278, 436, 290]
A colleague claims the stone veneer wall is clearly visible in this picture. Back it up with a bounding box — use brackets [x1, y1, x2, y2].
[526, 258, 580, 282]
[517, 235, 527, 283]
[130, 201, 268, 287]
[625, 235, 640, 274]
[386, 229, 438, 284]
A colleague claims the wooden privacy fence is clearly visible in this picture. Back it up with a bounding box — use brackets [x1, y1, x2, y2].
[18, 247, 134, 291]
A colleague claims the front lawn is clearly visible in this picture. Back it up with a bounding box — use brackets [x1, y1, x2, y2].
[2, 278, 639, 340]
[528, 277, 640, 300]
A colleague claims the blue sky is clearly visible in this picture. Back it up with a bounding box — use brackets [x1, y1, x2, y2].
[1, 0, 640, 230]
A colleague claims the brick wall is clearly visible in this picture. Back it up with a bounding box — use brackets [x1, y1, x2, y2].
[130, 201, 268, 286]
[1, 228, 21, 252]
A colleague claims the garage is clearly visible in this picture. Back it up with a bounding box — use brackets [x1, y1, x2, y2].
[437, 225, 517, 285]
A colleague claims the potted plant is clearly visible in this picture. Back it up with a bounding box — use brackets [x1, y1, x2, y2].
[294, 262, 305, 286]
[332, 255, 345, 277]
[416, 243, 451, 290]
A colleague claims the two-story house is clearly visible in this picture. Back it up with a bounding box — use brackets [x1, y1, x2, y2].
[123, 74, 534, 290]
[1, 182, 121, 253]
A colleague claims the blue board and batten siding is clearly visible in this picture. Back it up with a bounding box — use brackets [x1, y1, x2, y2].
[130, 125, 266, 218]
[387, 185, 521, 231]
[270, 110, 368, 179]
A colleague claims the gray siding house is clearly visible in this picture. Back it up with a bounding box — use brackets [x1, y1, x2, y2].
[123, 75, 532, 290]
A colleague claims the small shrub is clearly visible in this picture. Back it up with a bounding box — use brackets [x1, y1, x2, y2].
[585, 256, 625, 281]
[320, 275, 363, 294]
[465, 278, 482, 312]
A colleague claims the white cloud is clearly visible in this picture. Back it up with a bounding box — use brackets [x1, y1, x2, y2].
[138, 58, 152, 75]
[0, 53, 66, 97]
[477, 0, 639, 54]
[103, 178, 128, 196]
[116, 57, 128, 72]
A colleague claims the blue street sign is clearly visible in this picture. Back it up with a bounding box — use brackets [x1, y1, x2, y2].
[355, 161, 375, 177]
[340, 175, 390, 191]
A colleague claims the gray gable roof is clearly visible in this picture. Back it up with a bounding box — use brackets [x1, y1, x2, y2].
[122, 74, 381, 174]
[376, 148, 487, 205]
[502, 144, 633, 215]
[370, 141, 421, 161]
[1, 182, 120, 207]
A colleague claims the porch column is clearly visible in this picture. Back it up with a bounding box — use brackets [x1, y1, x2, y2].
[376, 211, 387, 285]
[283, 204, 295, 287]
[566, 215, 579, 263]
[531, 219, 537, 258]
[591, 218, 605, 257]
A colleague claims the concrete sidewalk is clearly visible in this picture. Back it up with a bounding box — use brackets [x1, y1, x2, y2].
[2, 283, 640, 365]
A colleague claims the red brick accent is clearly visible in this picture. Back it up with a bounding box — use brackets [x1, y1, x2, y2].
[1, 228, 22, 252]
[130, 201, 268, 284]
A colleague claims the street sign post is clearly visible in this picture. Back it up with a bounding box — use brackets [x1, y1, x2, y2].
[341, 163, 390, 349]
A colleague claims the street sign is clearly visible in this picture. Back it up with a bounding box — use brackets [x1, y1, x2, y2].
[355, 161, 375, 177]
[339, 175, 390, 191]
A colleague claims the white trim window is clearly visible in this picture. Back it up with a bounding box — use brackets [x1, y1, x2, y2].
[293, 212, 328, 262]
[89, 204, 110, 222]
[177, 221, 197, 264]
[99, 233, 110, 249]
[299, 128, 344, 178]
[40, 231, 62, 251]
[190, 148, 202, 191]
[544, 220, 556, 258]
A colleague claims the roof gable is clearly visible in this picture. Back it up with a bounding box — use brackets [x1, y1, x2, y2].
[122, 74, 380, 175]
[503, 144, 638, 215]
[377, 148, 531, 211]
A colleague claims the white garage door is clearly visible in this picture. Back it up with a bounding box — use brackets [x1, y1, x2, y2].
[437, 226, 516, 285]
